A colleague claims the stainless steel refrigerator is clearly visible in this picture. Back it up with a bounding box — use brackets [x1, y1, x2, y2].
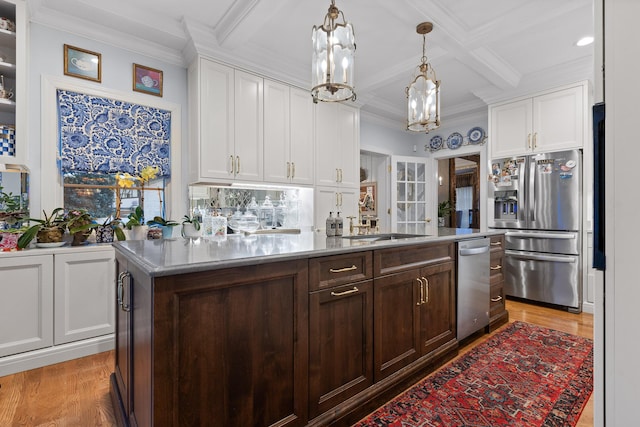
[488, 149, 582, 312]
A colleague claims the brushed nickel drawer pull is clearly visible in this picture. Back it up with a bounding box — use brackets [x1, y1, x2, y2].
[329, 265, 357, 273]
[331, 287, 359, 297]
[491, 296, 503, 302]
[490, 265, 502, 270]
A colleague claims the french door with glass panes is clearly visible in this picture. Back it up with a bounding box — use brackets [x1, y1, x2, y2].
[391, 155, 434, 236]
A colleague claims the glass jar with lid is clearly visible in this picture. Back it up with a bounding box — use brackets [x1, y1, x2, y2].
[258, 196, 275, 229]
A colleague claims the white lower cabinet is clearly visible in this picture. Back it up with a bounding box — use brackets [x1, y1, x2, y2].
[0, 255, 54, 358]
[54, 250, 115, 345]
[0, 246, 115, 375]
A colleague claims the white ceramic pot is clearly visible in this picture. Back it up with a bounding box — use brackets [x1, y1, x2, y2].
[182, 223, 202, 239]
[130, 225, 149, 240]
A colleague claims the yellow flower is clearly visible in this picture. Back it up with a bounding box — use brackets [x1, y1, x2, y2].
[116, 172, 139, 188]
[139, 166, 160, 184]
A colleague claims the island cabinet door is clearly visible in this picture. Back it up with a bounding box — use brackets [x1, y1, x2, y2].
[112, 256, 132, 422]
[308, 280, 374, 419]
[152, 260, 309, 427]
[373, 269, 421, 382]
[419, 261, 456, 356]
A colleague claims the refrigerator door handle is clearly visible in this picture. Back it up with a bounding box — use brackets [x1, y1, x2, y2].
[529, 157, 536, 223]
[505, 231, 576, 240]
[505, 250, 576, 263]
[459, 246, 490, 256]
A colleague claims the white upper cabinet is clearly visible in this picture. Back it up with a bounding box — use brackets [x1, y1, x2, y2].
[188, 58, 263, 183]
[489, 82, 587, 158]
[264, 83, 314, 185]
[315, 102, 360, 188]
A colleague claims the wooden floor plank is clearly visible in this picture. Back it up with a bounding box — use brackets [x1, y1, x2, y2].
[0, 299, 593, 426]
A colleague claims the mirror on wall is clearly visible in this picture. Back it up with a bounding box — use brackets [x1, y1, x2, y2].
[0, 170, 29, 229]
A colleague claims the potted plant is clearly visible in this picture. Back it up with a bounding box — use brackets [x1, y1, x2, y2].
[438, 200, 454, 227]
[181, 214, 201, 238]
[66, 209, 99, 246]
[147, 215, 179, 239]
[0, 185, 28, 230]
[96, 216, 126, 243]
[125, 206, 148, 240]
[17, 208, 68, 248]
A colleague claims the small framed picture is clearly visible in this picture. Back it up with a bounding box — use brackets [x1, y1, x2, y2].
[133, 63, 163, 97]
[63, 44, 101, 82]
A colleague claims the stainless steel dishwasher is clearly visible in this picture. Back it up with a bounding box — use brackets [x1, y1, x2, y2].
[457, 237, 491, 341]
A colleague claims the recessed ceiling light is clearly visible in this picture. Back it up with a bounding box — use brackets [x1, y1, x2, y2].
[576, 36, 594, 47]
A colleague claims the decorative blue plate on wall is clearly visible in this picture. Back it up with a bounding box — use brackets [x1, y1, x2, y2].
[446, 132, 464, 149]
[429, 135, 443, 151]
[467, 126, 485, 144]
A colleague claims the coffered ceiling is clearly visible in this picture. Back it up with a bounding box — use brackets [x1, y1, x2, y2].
[28, 0, 594, 126]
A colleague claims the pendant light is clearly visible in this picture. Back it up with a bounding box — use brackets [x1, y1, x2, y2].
[311, 0, 356, 103]
[406, 22, 440, 132]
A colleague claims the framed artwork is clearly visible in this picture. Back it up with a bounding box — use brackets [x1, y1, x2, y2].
[63, 44, 101, 82]
[133, 63, 163, 97]
[359, 182, 377, 215]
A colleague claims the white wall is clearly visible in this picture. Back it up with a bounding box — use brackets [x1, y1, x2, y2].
[603, 0, 640, 425]
[27, 23, 189, 216]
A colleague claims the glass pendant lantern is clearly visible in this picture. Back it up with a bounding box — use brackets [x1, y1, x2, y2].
[311, 0, 356, 103]
[406, 22, 440, 132]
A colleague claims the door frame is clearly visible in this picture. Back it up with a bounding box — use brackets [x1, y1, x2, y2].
[431, 144, 488, 232]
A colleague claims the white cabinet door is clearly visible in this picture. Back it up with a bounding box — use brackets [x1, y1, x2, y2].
[264, 80, 291, 184]
[490, 98, 532, 158]
[0, 255, 53, 357]
[289, 87, 314, 186]
[315, 102, 360, 187]
[533, 85, 584, 153]
[189, 58, 235, 182]
[54, 250, 115, 345]
[490, 83, 586, 158]
[314, 186, 359, 233]
[391, 156, 434, 236]
[234, 70, 264, 182]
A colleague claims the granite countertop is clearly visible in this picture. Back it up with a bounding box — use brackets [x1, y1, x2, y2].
[114, 228, 505, 277]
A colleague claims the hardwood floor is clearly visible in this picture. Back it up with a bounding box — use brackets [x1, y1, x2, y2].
[0, 299, 593, 426]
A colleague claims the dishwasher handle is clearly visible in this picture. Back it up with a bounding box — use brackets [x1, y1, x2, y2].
[505, 250, 576, 263]
[459, 245, 490, 256]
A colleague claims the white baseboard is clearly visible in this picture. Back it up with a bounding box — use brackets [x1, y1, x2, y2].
[582, 301, 594, 314]
[0, 334, 114, 377]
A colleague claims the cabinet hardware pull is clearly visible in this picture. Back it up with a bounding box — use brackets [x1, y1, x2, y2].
[286, 162, 290, 178]
[423, 277, 429, 303]
[336, 168, 340, 182]
[491, 296, 503, 302]
[339, 192, 343, 207]
[117, 271, 131, 312]
[490, 241, 501, 246]
[339, 168, 343, 183]
[292, 162, 295, 179]
[417, 278, 424, 305]
[528, 133, 532, 149]
[236, 156, 240, 174]
[229, 155, 234, 174]
[329, 265, 357, 273]
[331, 287, 359, 297]
[533, 132, 538, 149]
[490, 265, 502, 270]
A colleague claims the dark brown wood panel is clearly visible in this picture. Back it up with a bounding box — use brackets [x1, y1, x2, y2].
[309, 281, 374, 418]
[374, 242, 454, 277]
[420, 261, 456, 356]
[373, 270, 421, 382]
[309, 252, 373, 291]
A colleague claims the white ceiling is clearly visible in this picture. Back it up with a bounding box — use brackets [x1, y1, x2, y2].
[27, 0, 594, 127]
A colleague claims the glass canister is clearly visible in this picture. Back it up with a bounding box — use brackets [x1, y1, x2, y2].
[275, 194, 288, 228]
[258, 196, 275, 229]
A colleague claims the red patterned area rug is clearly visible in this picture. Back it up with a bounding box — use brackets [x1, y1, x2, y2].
[354, 321, 593, 427]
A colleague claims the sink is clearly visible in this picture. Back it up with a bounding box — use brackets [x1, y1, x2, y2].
[342, 233, 427, 242]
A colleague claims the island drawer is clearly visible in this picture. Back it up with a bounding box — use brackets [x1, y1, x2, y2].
[373, 242, 454, 277]
[309, 251, 373, 291]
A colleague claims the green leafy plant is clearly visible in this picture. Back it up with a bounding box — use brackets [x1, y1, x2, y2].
[17, 208, 67, 248]
[438, 200, 454, 218]
[125, 206, 144, 230]
[65, 209, 98, 234]
[146, 216, 179, 227]
[181, 214, 201, 231]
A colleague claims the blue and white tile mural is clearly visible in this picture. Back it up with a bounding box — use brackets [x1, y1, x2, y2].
[57, 90, 171, 176]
